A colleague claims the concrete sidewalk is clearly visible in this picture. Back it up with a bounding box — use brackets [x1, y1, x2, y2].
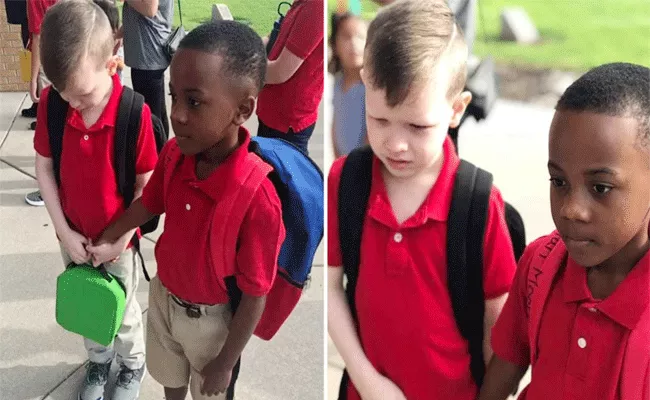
[0, 67, 325, 400]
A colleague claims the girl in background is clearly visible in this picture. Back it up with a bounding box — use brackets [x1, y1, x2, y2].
[330, 13, 367, 158]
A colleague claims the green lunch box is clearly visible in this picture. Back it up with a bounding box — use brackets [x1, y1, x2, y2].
[56, 263, 126, 346]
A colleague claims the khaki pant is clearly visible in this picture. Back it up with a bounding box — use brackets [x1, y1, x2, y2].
[60, 245, 146, 369]
[147, 276, 232, 399]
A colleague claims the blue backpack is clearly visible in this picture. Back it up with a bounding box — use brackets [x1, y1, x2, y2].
[222, 136, 324, 340]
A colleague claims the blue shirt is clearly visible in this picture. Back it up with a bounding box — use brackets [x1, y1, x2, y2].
[333, 74, 366, 156]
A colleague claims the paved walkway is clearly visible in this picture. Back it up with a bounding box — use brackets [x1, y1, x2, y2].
[0, 67, 325, 400]
[323, 72, 558, 398]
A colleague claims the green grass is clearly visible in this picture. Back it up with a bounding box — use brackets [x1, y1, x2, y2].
[327, 0, 650, 71]
[120, 0, 281, 35]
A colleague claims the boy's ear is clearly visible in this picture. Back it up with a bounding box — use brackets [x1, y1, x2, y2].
[360, 67, 368, 85]
[449, 90, 472, 128]
[106, 55, 119, 76]
[232, 95, 256, 126]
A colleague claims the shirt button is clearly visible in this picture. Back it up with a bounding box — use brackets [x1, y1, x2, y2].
[185, 203, 191, 211]
[83, 135, 89, 140]
[578, 338, 587, 348]
[393, 232, 403, 243]
[588, 307, 597, 313]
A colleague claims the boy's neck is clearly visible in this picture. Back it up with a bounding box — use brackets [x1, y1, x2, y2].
[587, 230, 650, 299]
[197, 126, 242, 166]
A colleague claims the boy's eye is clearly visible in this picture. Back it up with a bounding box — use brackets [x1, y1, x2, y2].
[550, 177, 566, 187]
[188, 98, 200, 108]
[593, 184, 613, 194]
[410, 124, 431, 131]
[372, 117, 389, 126]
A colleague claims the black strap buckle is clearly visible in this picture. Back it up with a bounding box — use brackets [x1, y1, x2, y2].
[186, 306, 201, 319]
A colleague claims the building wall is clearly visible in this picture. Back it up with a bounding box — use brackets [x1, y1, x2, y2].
[0, 1, 29, 92]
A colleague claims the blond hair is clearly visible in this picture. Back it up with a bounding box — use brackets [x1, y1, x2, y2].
[40, 0, 114, 92]
[365, 0, 468, 106]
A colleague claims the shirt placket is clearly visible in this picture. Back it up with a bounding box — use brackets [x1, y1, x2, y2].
[563, 303, 598, 399]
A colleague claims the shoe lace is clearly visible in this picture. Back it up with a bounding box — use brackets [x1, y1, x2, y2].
[86, 362, 109, 384]
[116, 366, 139, 387]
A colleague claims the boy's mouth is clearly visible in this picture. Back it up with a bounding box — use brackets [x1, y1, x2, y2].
[385, 157, 411, 170]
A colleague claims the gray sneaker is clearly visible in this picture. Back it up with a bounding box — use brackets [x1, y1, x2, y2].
[78, 361, 111, 400]
[112, 364, 146, 400]
[25, 190, 44, 206]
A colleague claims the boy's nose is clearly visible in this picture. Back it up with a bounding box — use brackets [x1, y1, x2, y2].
[385, 134, 408, 153]
[560, 193, 590, 222]
[170, 106, 188, 125]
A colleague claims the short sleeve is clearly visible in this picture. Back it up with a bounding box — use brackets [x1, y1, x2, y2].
[33, 86, 52, 157]
[482, 186, 517, 299]
[327, 157, 345, 267]
[27, 0, 48, 34]
[140, 140, 175, 216]
[235, 179, 285, 297]
[285, 0, 324, 59]
[135, 104, 158, 175]
[491, 237, 548, 368]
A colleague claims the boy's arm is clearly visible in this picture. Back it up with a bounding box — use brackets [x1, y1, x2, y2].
[328, 267, 406, 399]
[479, 355, 528, 400]
[124, 0, 159, 18]
[265, 0, 323, 85]
[29, 33, 41, 103]
[200, 294, 266, 396]
[484, 293, 508, 364]
[36, 154, 91, 264]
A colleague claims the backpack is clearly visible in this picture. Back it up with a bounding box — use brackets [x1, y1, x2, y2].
[266, 2, 292, 55]
[47, 86, 168, 280]
[160, 136, 324, 340]
[336, 146, 519, 397]
[525, 233, 650, 400]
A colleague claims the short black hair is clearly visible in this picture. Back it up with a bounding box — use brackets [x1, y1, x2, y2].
[178, 21, 266, 93]
[93, 0, 119, 32]
[557, 62, 650, 139]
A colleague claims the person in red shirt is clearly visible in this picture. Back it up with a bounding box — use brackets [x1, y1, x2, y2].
[23, 0, 57, 206]
[328, 1, 516, 399]
[256, 0, 324, 156]
[479, 63, 650, 400]
[90, 22, 285, 400]
[33, 2, 158, 399]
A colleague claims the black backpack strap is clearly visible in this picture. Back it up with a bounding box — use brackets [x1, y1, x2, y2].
[338, 146, 373, 322]
[447, 159, 492, 389]
[115, 86, 149, 281]
[337, 146, 373, 400]
[114, 86, 143, 207]
[47, 89, 69, 187]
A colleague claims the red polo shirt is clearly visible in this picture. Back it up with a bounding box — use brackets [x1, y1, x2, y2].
[256, 0, 324, 133]
[140, 128, 285, 304]
[27, 0, 58, 35]
[34, 74, 159, 241]
[328, 137, 517, 400]
[492, 235, 650, 400]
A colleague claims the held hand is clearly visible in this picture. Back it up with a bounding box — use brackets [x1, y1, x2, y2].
[200, 359, 233, 397]
[60, 229, 91, 265]
[86, 236, 127, 267]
